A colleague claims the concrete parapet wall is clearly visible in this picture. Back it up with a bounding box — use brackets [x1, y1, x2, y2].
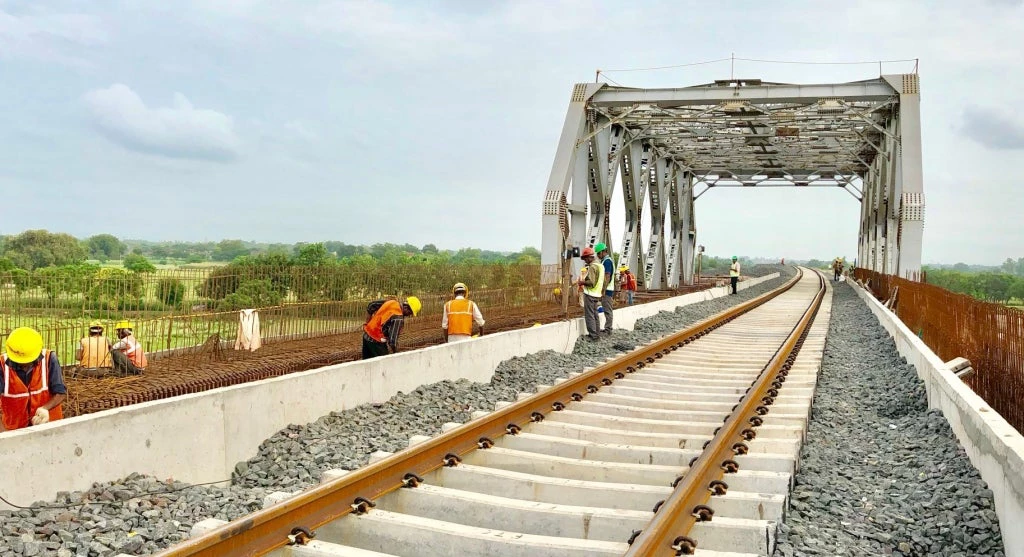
[0, 274, 777, 510]
[850, 281, 1024, 556]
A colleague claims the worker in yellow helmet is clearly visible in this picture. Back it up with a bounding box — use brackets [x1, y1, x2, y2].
[1, 327, 67, 432]
[442, 283, 485, 343]
[363, 296, 421, 359]
[76, 321, 112, 375]
[111, 320, 147, 376]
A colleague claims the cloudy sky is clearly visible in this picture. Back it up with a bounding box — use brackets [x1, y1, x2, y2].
[1, 0, 1022, 264]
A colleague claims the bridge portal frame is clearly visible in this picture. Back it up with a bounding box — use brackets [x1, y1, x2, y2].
[541, 75, 924, 288]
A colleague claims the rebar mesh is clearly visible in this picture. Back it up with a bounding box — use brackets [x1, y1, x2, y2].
[855, 269, 1024, 433]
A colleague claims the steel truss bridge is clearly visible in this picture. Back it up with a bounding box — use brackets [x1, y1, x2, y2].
[541, 74, 924, 287]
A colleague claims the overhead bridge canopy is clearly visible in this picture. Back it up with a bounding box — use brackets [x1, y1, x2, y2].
[541, 74, 923, 289]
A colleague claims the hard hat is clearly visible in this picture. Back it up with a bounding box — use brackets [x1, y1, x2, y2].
[405, 296, 422, 317]
[594, 242, 607, 253]
[581, 247, 596, 258]
[115, 320, 133, 330]
[5, 327, 43, 364]
[619, 265, 629, 272]
[452, 282, 468, 295]
[731, 256, 738, 260]
[89, 320, 103, 329]
[553, 287, 562, 296]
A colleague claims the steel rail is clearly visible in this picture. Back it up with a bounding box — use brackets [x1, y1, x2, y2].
[625, 269, 826, 556]
[157, 270, 803, 557]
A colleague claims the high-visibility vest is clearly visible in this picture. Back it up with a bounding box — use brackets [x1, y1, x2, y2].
[601, 257, 615, 292]
[621, 272, 637, 291]
[121, 334, 148, 368]
[364, 299, 403, 343]
[1, 350, 63, 431]
[730, 263, 740, 277]
[80, 336, 112, 368]
[583, 263, 604, 298]
[445, 298, 477, 336]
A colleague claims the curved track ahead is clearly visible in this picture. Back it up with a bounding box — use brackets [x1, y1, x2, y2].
[161, 268, 830, 557]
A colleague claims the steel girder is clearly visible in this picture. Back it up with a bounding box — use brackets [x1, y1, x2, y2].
[541, 75, 924, 288]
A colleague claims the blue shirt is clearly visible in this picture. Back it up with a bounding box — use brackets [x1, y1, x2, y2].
[0, 352, 67, 395]
[602, 257, 615, 293]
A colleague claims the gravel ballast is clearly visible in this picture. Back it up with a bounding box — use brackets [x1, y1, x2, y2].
[1, 267, 793, 556]
[774, 281, 1004, 557]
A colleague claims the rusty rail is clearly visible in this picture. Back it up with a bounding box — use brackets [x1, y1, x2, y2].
[624, 269, 825, 556]
[157, 270, 804, 557]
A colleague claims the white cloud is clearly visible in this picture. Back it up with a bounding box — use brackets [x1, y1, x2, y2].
[962, 106, 1024, 150]
[83, 84, 242, 162]
[0, 7, 106, 63]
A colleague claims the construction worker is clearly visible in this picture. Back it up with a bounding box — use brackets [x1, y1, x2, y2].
[1, 327, 66, 432]
[76, 321, 112, 375]
[442, 283, 485, 343]
[111, 321, 147, 376]
[363, 296, 421, 359]
[729, 256, 741, 295]
[595, 243, 614, 334]
[833, 257, 844, 281]
[619, 265, 637, 305]
[576, 247, 604, 341]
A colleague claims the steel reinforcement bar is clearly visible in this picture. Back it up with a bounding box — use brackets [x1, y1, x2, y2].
[158, 269, 806, 557]
[625, 268, 826, 556]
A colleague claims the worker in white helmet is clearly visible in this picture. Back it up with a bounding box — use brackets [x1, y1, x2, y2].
[442, 283, 485, 343]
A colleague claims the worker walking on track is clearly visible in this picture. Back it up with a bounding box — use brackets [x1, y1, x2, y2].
[833, 257, 844, 281]
[595, 243, 615, 334]
[576, 247, 604, 341]
[76, 321, 112, 375]
[111, 321, 147, 376]
[442, 283, 485, 343]
[729, 256, 741, 295]
[619, 265, 637, 305]
[0, 327, 67, 432]
[363, 296, 421, 359]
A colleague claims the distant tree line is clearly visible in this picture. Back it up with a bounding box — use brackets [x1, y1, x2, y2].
[0, 229, 541, 271]
[924, 266, 1024, 305]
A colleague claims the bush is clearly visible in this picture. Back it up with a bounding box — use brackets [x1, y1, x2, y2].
[123, 253, 156, 273]
[90, 267, 144, 303]
[218, 279, 283, 311]
[156, 278, 186, 307]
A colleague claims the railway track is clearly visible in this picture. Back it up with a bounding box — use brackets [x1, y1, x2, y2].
[159, 268, 830, 557]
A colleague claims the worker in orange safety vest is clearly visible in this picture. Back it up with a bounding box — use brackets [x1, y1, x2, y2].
[363, 296, 422, 359]
[111, 320, 147, 376]
[1, 327, 67, 432]
[442, 283, 485, 343]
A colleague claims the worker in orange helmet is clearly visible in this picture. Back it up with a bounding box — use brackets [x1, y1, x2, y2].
[442, 283, 485, 343]
[575, 246, 604, 341]
[1, 327, 67, 432]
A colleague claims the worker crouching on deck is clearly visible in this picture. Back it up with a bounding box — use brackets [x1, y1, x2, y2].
[363, 296, 421, 359]
[111, 321, 147, 376]
[442, 283, 485, 343]
[76, 321, 112, 376]
[1, 327, 67, 432]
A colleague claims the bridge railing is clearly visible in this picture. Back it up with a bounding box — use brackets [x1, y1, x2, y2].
[855, 269, 1024, 433]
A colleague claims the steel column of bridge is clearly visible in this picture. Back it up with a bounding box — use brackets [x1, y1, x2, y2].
[645, 157, 670, 288]
[542, 74, 925, 288]
[618, 141, 648, 288]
